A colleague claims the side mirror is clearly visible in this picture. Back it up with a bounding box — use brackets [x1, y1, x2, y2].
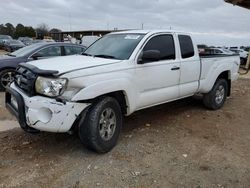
[138, 50, 161, 64]
[32, 53, 42, 60]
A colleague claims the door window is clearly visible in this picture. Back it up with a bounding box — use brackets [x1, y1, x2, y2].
[178, 35, 195, 59]
[35, 46, 61, 57]
[143, 35, 176, 61]
[64, 46, 85, 55]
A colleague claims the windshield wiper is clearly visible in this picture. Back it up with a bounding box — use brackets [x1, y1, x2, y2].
[94, 54, 117, 59]
[81, 52, 92, 57]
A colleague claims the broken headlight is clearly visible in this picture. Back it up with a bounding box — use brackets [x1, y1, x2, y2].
[35, 76, 68, 97]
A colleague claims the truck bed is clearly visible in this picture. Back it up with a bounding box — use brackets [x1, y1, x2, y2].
[198, 54, 240, 93]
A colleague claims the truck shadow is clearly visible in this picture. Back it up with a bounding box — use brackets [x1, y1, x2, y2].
[123, 96, 204, 133]
[0, 97, 205, 156]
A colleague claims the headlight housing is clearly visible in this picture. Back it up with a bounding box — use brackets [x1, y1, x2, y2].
[35, 76, 68, 97]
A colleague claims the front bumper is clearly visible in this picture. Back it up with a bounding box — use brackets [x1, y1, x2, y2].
[5, 84, 89, 133]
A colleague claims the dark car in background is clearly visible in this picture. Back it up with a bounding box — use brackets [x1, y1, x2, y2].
[18, 37, 33, 46]
[0, 35, 13, 48]
[0, 42, 86, 90]
[3, 40, 25, 52]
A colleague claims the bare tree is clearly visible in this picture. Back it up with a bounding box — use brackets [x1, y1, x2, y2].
[36, 23, 50, 39]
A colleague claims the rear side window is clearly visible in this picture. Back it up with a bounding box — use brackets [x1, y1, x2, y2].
[178, 35, 195, 59]
[36, 46, 61, 57]
[143, 35, 175, 60]
[64, 46, 85, 55]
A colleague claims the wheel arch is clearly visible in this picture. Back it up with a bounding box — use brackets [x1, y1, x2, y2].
[199, 69, 232, 95]
[216, 70, 231, 96]
[76, 90, 129, 115]
[0, 67, 16, 72]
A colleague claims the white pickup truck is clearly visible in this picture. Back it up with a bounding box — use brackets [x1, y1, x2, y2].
[6, 30, 240, 153]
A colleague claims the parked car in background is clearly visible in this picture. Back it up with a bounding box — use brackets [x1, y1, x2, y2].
[43, 38, 55, 42]
[199, 47, 234, 55]
[244, 47, 250, 52]
[219, 48, 236, 54]
[18, 37, 33, 46]
[230, 48, 249, 64]
[81, 36, 100, 48]
[0, 42, 86, 90]
[32, 39, 46, 44]
[0, 35, 13, 48]
[43, 36, 55, 43]
[3, 40, 25, 52]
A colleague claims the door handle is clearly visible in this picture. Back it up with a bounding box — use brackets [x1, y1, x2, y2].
[171, 66, 180, 71]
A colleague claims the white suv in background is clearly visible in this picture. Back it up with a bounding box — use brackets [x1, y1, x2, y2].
[230, 47, 249, 59]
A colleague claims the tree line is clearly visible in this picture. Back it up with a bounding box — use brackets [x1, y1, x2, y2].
[0, 23, 61, 39]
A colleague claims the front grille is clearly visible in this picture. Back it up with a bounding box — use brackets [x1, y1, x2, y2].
[15, 66, 37, 96]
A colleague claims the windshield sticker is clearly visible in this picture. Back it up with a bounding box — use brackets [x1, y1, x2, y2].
[124, 35, 141, 40]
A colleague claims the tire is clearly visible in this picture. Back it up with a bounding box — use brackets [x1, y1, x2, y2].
[78, 97, 123, 153]
[203, 79, 228, 110]
[5, 47, 11, 52]
[240, 58, 246, 65]
[0, 69, 16, 91]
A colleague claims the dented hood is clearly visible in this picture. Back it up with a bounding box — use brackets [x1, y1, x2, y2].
[28, 55, 122, 75]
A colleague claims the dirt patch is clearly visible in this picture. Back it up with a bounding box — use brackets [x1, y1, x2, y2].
[0, 50, 7, 55]
[0, 120, 19, 132]
[0, 93, 15, 121]
[0, 78, 250, 187]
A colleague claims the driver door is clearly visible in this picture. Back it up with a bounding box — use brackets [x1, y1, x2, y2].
[134, 34, 180, 109]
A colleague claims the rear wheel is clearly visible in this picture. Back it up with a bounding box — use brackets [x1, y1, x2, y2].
[203, 79, 228, 110]
[78, 97, 123, 153]
[0, 69, 15, 91]
[240, 58, 246, 65]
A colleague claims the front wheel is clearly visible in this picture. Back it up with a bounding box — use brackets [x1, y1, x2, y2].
[0, 69, 16, 91]
[203, 79, 228, 110]
[78, 97, 123, 153]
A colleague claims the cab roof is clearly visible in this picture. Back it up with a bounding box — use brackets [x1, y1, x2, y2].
[110, 30, 190, 35]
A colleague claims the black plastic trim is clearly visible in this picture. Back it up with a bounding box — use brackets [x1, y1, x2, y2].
[5, 86, 40, 133]
[199, 54, 239, 58]
[18, 63, 59, 77]
[171, 67, 180, 71]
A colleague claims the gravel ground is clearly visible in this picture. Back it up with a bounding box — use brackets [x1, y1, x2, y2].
[0, 77, 250, 188]
[0, 50, 7, 55]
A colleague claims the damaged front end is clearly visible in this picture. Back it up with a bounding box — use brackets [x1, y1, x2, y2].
[5, 63, 89, 133]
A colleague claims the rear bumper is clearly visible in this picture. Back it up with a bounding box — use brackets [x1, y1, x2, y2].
[5, 84, 89, 133]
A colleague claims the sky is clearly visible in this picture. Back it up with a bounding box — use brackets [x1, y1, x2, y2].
[0, 0, 249, 46]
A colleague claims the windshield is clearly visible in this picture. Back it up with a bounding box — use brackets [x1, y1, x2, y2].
[10, 43, 42, 57]
[84, 34, 145, 60]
